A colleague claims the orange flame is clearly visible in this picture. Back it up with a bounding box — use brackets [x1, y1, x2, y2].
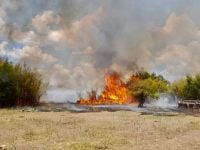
[79, 72, 136, 105]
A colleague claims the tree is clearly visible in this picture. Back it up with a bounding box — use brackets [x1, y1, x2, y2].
[171, 74, 200, 100]
[0, 59, 46, 107]
[127, 71, 169, 107]
[131, 78, 168, 99]
[0, 59, 17, 106]
[170, 79, 186, 100]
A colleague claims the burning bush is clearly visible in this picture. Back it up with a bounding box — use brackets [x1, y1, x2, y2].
[0, 59, 46, 107]
[79, 71, 169, 106]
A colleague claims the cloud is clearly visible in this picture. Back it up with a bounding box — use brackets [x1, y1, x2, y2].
[148, 13, 200, 80]
[48, 6, 103, 47]
[150, 13, 199, 47]
[0, 9, 6, 28]
[0, 41, 21, 59]
[32, 11, 61, 34]
[19, 45, 58, 65]
[154, 41, 200, 80]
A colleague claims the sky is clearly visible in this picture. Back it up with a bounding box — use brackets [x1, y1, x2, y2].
[1, 0, 200, 96]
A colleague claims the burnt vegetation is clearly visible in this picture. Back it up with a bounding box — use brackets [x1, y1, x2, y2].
[0, 58, 46, 107]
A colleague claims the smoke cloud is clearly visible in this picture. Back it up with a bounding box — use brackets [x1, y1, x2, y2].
[1, 0, 200, 101]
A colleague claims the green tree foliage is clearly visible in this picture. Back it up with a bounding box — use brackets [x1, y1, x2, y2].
[0, 59, 46, 107]
[171, 74, 200, 100]
[170, 79, 186, 99]
[134, 71, 169, 84]
[127, 71, 169, 100]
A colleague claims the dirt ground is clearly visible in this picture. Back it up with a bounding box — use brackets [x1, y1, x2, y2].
[0, 109, 200, 150]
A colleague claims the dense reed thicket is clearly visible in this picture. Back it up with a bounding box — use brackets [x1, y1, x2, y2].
[0, 59, 46, 107]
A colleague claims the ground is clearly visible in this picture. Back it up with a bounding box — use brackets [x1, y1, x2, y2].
[0, 109, 200, 150]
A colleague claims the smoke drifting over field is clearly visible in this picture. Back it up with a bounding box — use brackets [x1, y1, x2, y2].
[1, 0, 200, 101]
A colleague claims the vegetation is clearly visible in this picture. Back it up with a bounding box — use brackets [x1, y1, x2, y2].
[0, 59, 46, 107]
[171, 74, 200, 100]
[127, 71, 200, 101]
[134, 71, 169, 84]
[0, 109, 199, 150]
[127, 71, 169, 100]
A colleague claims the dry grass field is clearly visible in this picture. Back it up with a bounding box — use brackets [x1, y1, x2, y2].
[0, 109, 200, 150]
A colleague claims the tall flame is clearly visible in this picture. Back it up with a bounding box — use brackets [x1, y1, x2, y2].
[79, 72, 135, 105]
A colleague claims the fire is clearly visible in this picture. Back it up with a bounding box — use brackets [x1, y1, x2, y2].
[78, 72, 135, 105]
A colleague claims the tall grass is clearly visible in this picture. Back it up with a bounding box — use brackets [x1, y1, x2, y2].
[0, 59, 46, 107]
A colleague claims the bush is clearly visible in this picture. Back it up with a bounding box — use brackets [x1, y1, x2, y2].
[171, 74, 200, 100]
[170, 79, 186, 100]
[127, 71, 169, 100]
[0, 59, 46, 107]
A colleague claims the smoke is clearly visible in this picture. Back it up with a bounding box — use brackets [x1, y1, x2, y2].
[43, 89, 79, 103]
[148, 94, 178, 108]
[1, 0, 200, 102]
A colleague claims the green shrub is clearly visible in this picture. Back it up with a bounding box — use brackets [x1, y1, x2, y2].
[171, 74, 200, 100]
[127, 71, 169, 100]
[0, 59, 46, 107]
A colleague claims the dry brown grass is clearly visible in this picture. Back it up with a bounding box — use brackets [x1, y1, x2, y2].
[0, 109, 200, 150]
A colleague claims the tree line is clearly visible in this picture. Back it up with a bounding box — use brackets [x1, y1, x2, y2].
[128, 71, 200, 103]
[0, 57, 199, 107]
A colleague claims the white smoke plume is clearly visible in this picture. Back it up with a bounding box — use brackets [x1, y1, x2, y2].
[1, 0, 200, 102]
